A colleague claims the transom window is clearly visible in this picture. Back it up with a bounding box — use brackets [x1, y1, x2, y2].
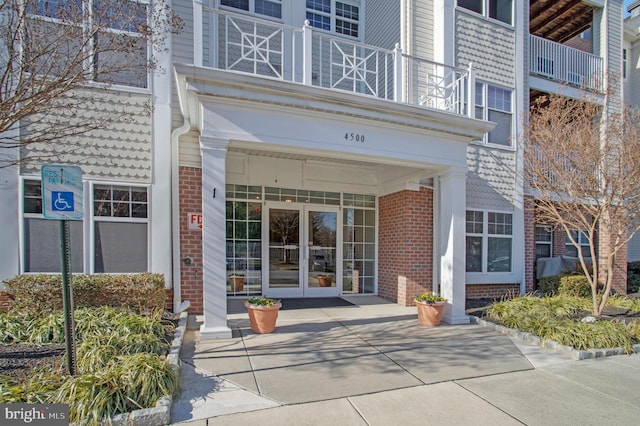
[466, 210, 513, 272]
[457, 0, 513, 25]
[221, 0, 282, 19]
[306, 0, 360, 38]
[475, 82, 513, 147]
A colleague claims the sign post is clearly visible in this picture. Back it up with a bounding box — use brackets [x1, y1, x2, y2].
[41, 165, 83, 375]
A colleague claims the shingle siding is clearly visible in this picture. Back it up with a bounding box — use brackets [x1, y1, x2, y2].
[21, 88, 152, 182]
[465, 145, 516, 211]
[455, 10, 516, 87]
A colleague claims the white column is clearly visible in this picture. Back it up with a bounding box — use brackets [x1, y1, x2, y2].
[0, 162, 19, 282]
[439, 168, 469, 325]
[150, 0, 173, 292]
[199, 137, 232, 339]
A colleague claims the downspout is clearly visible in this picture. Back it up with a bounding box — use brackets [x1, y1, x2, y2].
[172, 117, 191, 312]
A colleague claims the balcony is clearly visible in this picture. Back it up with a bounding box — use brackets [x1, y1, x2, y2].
[193, 8, 475, 118]
[529, 34, 603, 92]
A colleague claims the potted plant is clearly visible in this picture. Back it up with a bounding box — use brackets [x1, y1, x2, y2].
[415, 292, 447, 326]
[244, 297, 282, 334]
[229, 274, 245, 292]
[316, 274, 334, 287]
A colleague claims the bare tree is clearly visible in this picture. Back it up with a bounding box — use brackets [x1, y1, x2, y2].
[524, 93, 640, 317]
[0, 0, 182, 167]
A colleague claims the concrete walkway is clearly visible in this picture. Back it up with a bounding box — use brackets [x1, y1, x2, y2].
[171, 296, 640, 425]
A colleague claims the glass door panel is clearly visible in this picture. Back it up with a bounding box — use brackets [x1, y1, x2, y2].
[268, 209, 301, 292]
[306, 210, 338, 295]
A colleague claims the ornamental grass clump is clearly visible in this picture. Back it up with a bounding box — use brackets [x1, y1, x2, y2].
[57, 353, 178, 425]
[486, 295, 637, 354]
[0, 306, 178, 424]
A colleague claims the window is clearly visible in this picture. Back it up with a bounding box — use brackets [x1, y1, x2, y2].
[93, 184, 148, 272]
[535, 225, 552, 259]
[565, 230, 590, 258]
[466, 210, 513, 272]
[27, 0, 150, 88]
[226, 185, 263, 296]
[221, 0, 282, 19]
[457, 0, 513, 25]
[22, 180, 84, 273]
[343, 194, 376, 294]
[306, 0, 360, 38]
[623, 48, 627, 79]
[475, 82, 513, 146]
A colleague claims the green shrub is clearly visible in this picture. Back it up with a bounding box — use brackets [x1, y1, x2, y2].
[537, 275, 562, 295]
[3, 273, 166, 315]
[558, 275, 593, 298]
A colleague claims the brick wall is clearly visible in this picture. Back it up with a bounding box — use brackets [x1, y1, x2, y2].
[0, 291, 14, 312]
[466, 284, 520, 300]
[524, 196, 535, 293]
[179, 166, 204, 314]
[378, 188, 433, 306]
[598, 224, 628, 295]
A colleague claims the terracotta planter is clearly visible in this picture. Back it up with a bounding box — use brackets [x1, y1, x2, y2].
[230, 276, 245, 292]
[416, 301, 445, 326]
[317, 276, 333, 287]
[245, 302, 282, 334]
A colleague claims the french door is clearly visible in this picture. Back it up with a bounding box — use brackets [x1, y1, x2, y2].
[264, 204, 340, 297]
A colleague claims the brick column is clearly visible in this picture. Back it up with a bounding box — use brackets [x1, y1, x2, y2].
[598, 221, 628, 295]
[179, 166, 204, 314]
[524, 196, 535, 293]
[378, 187, 433, 306]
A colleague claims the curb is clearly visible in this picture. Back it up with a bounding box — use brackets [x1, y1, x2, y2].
[469, 315, 640, 360]
[99, 311, 189, 426]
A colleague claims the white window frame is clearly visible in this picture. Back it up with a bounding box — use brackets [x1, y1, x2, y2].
[20, 177, 86, 273]
[26, 0, 151, 89]
[456, 0, 513, 26]
[219, 0, 283, 19]
[474, 82, 514, 148]
[306, 0, 361, 39]
[565, 229, 590, 258]
[466, 209, 513, 274]
[535, 225, 553, 259]
[90, 182, 150, 273]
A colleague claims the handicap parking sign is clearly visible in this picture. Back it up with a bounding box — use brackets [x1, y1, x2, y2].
[42, 165, 83, 220]
[52, 191, 74, 211]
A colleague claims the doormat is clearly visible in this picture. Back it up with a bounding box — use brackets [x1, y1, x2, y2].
[279, 297, 354, 310]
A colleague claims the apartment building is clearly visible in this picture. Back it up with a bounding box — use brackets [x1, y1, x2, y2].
[0, 1, 625, 339]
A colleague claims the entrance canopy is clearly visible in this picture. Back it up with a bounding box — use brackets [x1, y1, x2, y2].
[173, 63, 494, 339]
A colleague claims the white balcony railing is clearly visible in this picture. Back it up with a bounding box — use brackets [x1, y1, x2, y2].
[530, 34, 603, 92]
[194, 8, 475, 117]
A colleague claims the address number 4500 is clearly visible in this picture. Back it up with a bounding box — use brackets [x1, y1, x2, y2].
[344, 132, 365, 143]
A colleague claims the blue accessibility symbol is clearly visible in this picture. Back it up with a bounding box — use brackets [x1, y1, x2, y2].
[52, 191, 74, 211]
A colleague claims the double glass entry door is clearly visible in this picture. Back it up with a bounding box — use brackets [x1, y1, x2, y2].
[266, 205, 339, 297]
